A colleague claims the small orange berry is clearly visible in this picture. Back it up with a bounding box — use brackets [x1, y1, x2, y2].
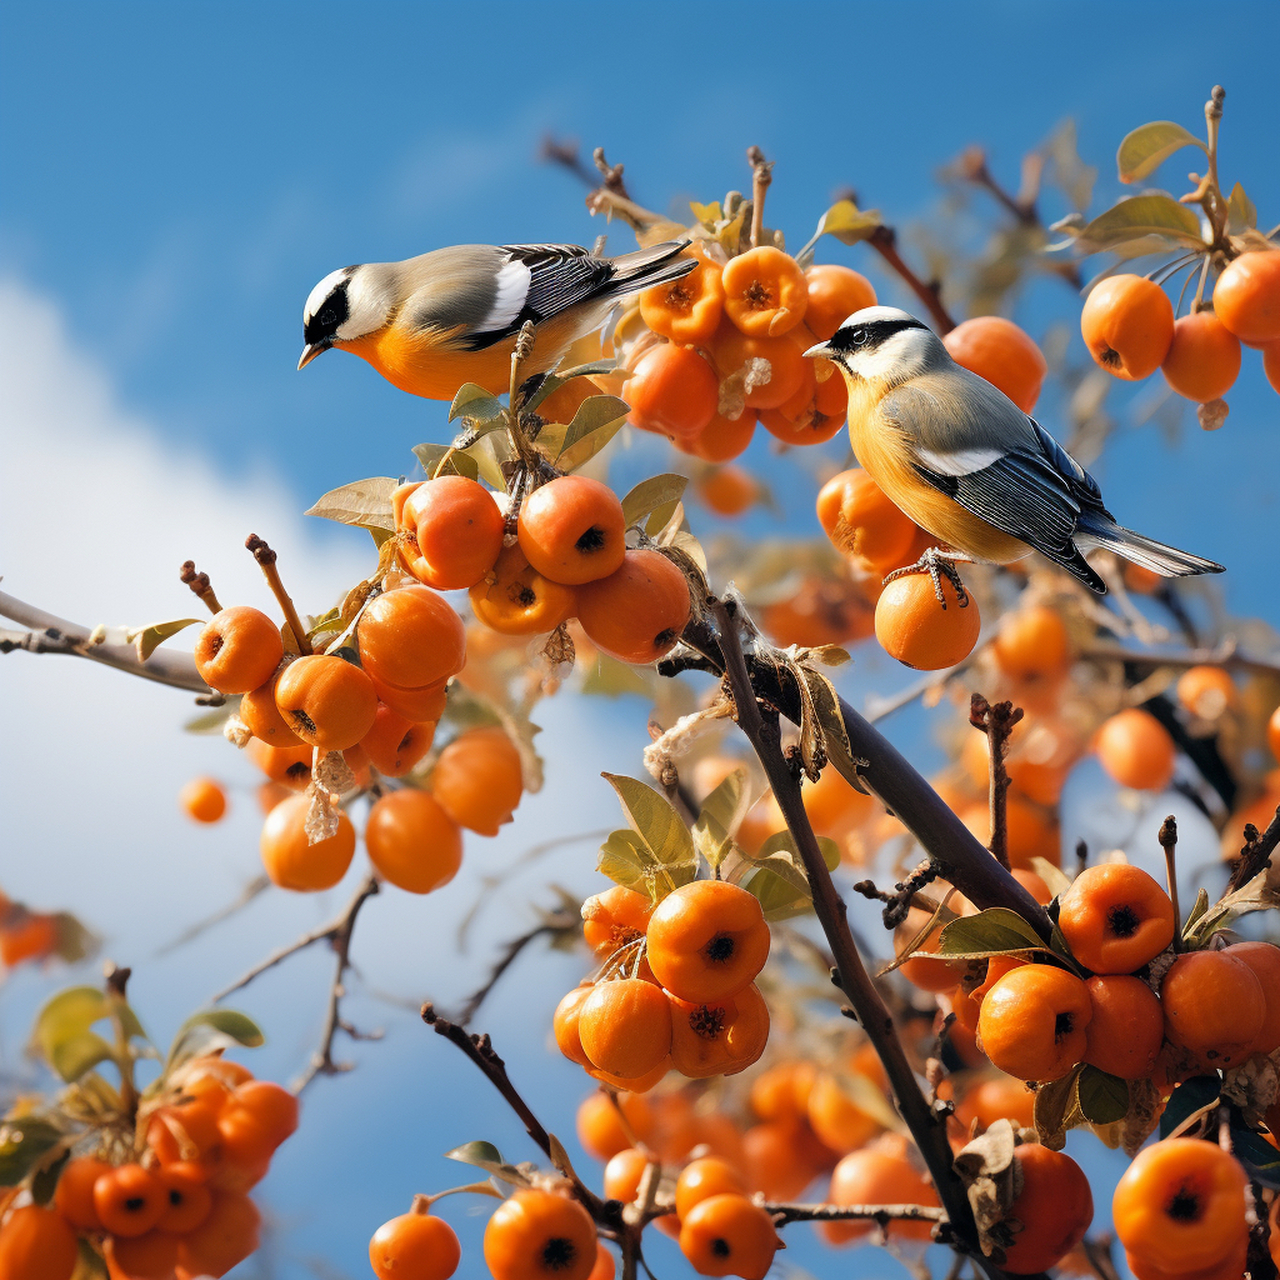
[364, 789, 463, 894]
[179, 776, 227, 824]
[484, 1188, 598, 1280]
[259, 792, 355, 891]
[575, 550, 690, 666]
[430, 726, 523, 836]
[1081, 275, 1174, 380]
[1212, 250, 1280, 345]
[274, 654, 379, 752]
[578, 979, 673, 1080]
[944, 316, 1048, 413]
[1058, 863, 1175, 974]
[679, 1193, 781, 1280]
[1161, 949, 1265, 1068]
[1096, 708, 1177, 791]
[803, 265, 877, 342]
[194, 606, 283, 695]
[369, 1209, 461, 1280]
[1161, 311, 1242, 402]
[1001, 1144, 1093, 1274]
[978, 964, 1092, 1082]
[1083, 975, 1164, 1079]
[875, 572, 980, 670]
[518, 476, 627, 587]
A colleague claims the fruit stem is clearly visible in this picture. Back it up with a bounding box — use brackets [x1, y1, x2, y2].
[969, 694, 1022, 874]
[179, 559, 223, 615]
[104, 963, 139, 1123]
[747, 146, 773, 250]
[245, 534, 312, 655]
[1159, 815, 1183, 951]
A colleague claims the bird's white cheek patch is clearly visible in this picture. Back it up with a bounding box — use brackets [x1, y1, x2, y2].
[915, 445, 1005, 476]
[481, 259, 532, 332]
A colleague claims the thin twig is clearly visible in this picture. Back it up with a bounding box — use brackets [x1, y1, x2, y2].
[710, 597, 989, 1272]
[969, 695, 1023, 872]
[293, 875, 383, 1093]
[421, 1004, 605, 1216]
[866, 224, 957, 335]
[1159, 817, 1183, 951]
[246, 534, 311, 655]
[767, 1200, 949, 1230]
[0, 589, 211, 694]
[452, 909, 578, 1027]
[155, 875, 271, 958]
[179, 560, 223, 615]
[1080, 641, 1280, 678]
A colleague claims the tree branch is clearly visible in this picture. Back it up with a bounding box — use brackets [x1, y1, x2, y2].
[1227, 806, 1280, 894]
[155, 874, 271, 958]
[0, 589, 211, 695]
[866, 223, 957, 334]
[766, 1200, 949, 1230]
[452, 909, 578, 1027]
[969, 695, 1022, 872]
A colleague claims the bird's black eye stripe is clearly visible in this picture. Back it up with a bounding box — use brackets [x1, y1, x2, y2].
[828, 315, 927, 353]
[304, 281, 350, 345]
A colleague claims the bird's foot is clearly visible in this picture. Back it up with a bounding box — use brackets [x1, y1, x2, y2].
[882, 548, 972, 609]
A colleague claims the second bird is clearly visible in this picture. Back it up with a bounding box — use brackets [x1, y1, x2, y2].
[805, 306, 1224, 595]
[299, 241, 695, 399]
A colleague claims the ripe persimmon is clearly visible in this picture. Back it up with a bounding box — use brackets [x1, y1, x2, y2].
[1222, 941, 1280, 1055]
[217, 1080, 298, 1167]
[803, 264, 877, 341]
[722, 247, 807, 338]
[1095, 708, 1177, 791]
[667, 983, 769, 1079]
[94, 1163, 168, 1237]
[54, 1155, 112, 1230]
[518, 476, 627, 587]
[689, 409, 757, 463]
[402, 475, 505, 590]
[1174, 665, 1236, 720]
[759, 576, 874, 649]
[646, 880, 770, 1003]
[805, 1070, 879, 1154]
[675, 1156, 747, 1220]
[875, 572, 980, 670]
[1083, 975, 1164, 1079]
[575, 1090, 654, 1162]
[1160, 949, 1265, 1068]
[259, 792, 355, 891]
[180, 776, 227, 824]
[240, 674, 304, 746]
[364, 789, 462, 894]
[1001, 1144, 1093, 1274]
[1161, 312, 1242, 402]
[360, 706, 435, 778]
[822, 1148, 938, 1245]
[582, 886, 654, 960]
[194, 606, 283, 695]
[954, 1074, 1035, 1132]
[106, 1230, 182, 1279]
[575, 550, 690, 666]
[1112, 1138, 1248, 1276]
[0, 1204, 79, 1280]
[554, 984, 593, 1068]
[977, 964, 1092, 1082]
[678, 1193, 780, 1280]
[369, 1208, 461, 1280]
[602, 1147, 649, 1205]
[742, 1117, 829, 1201]
[1212, 250, 1280, 345]
[894, 906, 967, 994]
[710, 324, 808, 410]
[274, 654, 378, 752]
[470, 544, 577, 635]
[579, 978, 673, 1079]
[245, 738, 312, 788]
[156, 1164, 214, 1233]
[176, 1190, 261, 1278]
[626, 344, 720, 442]
[1057, 863, 1175, 974]
[943, 316, 1048, 414]
[1081, 275, 1175, 380]
[357, 585, 467, 690]
[992, 605, 1071, 685]
[430, 726, 523, 836]
[640, 253, 725, 345]
[816, 468, 917, 570]
[696, 465, 757, 518]
[484, 1188, 598, 1280]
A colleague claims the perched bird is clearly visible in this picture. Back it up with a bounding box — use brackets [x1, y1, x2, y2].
[299, 241, 695, 399]
[805, 306, 1223, 594]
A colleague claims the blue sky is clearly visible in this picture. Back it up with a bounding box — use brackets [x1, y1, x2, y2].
[2, 4, 1279, 1277]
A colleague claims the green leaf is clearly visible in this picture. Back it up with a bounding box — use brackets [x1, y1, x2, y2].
[1075, 195, 1205, 253]
[1116, 121, 1206, 185]
[445, 1140, 530, 1185]
[52, 1033, 115, 1082]
[0, 1117, 63, 1186]
[32, 987, 144, 1080]
[1158, 1075, 1220, 1140]
[166, 1008, 264, 1070]
[602, 773, 697, 898]
[1077, 1066, 1129, 1125]
[693, 768, 752, 871]
[521, 361, 618, 416]
[1227, 182, 1257, 234]
[814, 199, 883, 246]
[581, 654, 654, 699]
[757, 828, 841, 873]
[30, 1148, 69, 1206]
[1033, 1063, 1083, 1151]
[935, 908, 1051, 960]
[620, 474, 688, 529]
[128, 618, 201, 662]
[597, 829, 653, 894]
[739, 850, 813, 918]
[555, 395, 630, 472]
[462, 432, 511, 494]
[448, 383, 506, 424]
[304, 476, 399, 533]
[1230, 1126, 1280, 1190]
[411, 443, 480, 482]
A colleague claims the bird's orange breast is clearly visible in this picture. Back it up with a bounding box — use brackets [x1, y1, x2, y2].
[844, 376, 1032, 565]
[343, 326, 516, 399]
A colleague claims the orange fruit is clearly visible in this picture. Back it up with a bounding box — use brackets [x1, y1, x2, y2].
[259, 792, 355, 891]
[1212, 250, 1280, 345]
[1161, 312, 1241, 402]
[430, 726, 523, 836]
[722, 247, 807, 337]
[369, 1209, 461, 1280]
[943, 316, 1048, 413]
[875, 572, 980, 670]
[1081, 275, 1174, 380]
[180, 776, 227, 823]
[364, 789, 463, 894]
[483, 1188, 597, 1280]
[1057, 863, 1175, 974]
[977, 964, 1092, 1082]
[1096, 709, 1176, 791]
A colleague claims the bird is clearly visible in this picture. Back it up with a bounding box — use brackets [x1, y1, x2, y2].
[804, 306, 1224, 596]
[299, 240, 696, 400]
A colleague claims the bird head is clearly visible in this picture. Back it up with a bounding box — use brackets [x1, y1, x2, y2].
[803, 306, 943, 389]
[299, 264, 396, 369]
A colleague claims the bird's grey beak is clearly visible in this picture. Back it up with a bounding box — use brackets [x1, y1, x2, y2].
[803, 340, 834, 360]
[297, 341, 329, 370]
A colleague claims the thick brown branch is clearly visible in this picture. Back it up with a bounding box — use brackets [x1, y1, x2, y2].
[421, 1004, 605, 1217]
[0, 589, 211, 695]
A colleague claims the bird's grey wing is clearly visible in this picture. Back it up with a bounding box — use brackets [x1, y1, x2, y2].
[881, 383, 1110, 591]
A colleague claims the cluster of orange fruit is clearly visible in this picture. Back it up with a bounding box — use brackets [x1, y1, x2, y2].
[0, 1055, 294, 1280]
[1081, 250, 1280, 404]
[554, 881, 772, 1091]
[392, 473, 691, 666]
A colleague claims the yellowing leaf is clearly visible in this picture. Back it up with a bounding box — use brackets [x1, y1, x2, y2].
[1116, 121, 1206, 184]
[602, 773, 696, 899]
[1227, 182, 1257, 234]
[556, 395, 630, 471]
[411, 443, 480, 482]
[129, 617, 201, 662]
[816, 199, 883, 245]
[620, 474, 688, 529]
[1075, 196, 1204, 253]
[448, 383, 505, 424]
[304, 477, 399, 532]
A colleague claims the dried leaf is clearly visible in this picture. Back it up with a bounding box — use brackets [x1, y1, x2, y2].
[128, 618, 201, 662]
[1116, 121, 1206, 184]
[1076, 1066, 1129, 1125]
[304, 477, 398, 532]
[1033, 1064, 1084, 1150]
[1226, 182, 1258, 234]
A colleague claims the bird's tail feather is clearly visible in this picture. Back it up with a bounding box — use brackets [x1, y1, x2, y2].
[607, 240, 696, 295]
[1081, 521, 1224, 578]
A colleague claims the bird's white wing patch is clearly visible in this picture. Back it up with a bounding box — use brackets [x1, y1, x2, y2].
[915, 445, 1005, 476]
[481, 258, 532, 332]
